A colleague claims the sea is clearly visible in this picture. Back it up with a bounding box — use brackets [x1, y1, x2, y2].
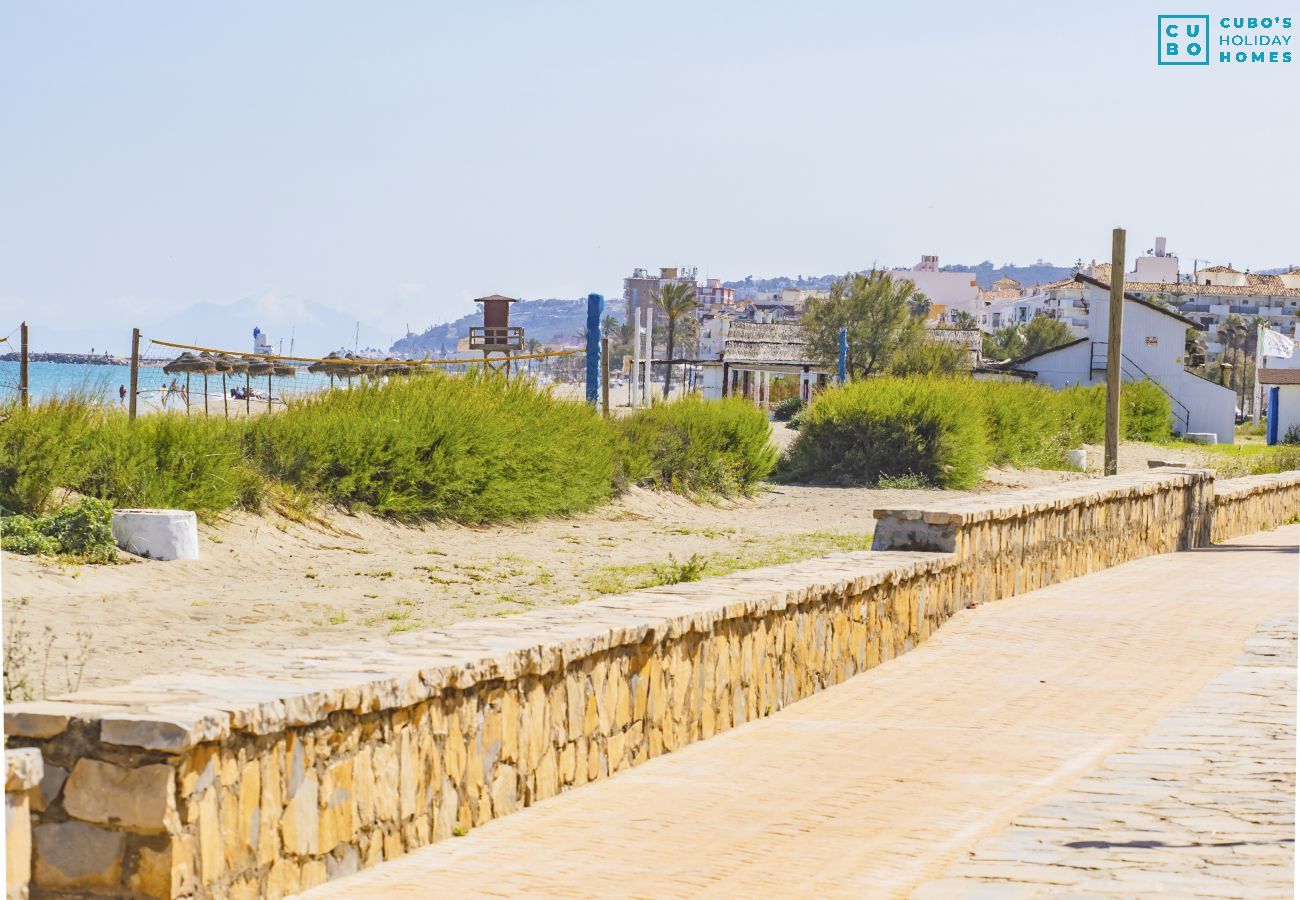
[0, 360, 323, 410]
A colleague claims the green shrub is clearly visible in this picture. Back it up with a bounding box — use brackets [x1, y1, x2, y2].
[0, 396, 95, 515]
[1, 498, 117, 562]
[777, 378, 988, 488]
[772, 396, 804, 422]
[1283, 425, 1300, 446]
[778, 377, 1174, 488]
[0, 515, 59, 555]
[76, 415, 263, 517]
[248, 371, 617, 523]
[616, 396, 776, 496]
[1119, 380, 1172, 442]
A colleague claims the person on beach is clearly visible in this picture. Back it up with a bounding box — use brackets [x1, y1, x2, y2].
[119, 384, 127, 405]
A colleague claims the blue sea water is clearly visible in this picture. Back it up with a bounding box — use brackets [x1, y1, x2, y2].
[0, 360, 325, 410]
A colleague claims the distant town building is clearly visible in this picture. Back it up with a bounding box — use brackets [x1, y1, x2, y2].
[891, 255, 981, 322]
[623, 267, 699, 321]
[696, 278, 735, 312]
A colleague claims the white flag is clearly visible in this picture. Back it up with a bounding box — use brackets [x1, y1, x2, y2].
[1262, 328, 1295, 359]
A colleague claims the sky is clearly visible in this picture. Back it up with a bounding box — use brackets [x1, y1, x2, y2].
[2, 0, 1297, 354]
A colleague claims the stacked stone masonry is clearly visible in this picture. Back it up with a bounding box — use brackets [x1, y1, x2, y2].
[1210, 470, 1300, 543]
[4, 470, 1297, 898]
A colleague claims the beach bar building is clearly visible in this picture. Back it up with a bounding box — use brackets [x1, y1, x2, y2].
[704, 321, 830, 406]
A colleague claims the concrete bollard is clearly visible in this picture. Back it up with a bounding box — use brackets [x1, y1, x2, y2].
[1067, 449, 1088, 471]
[111, 510, 200, 561]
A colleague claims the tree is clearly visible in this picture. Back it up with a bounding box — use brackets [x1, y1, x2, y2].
[885, 339, 966, 376]
[525, 337, 542, 374]
[908, 293, 933, 320]
[981, 316, 1072, 362]
[982, 325, 1025, 361]
[950, 310, 978, 329]
[1021, 315, 1074, 356]
[1185, 326, 1207, 371]
[653, 281, 697, 398]
[802, 271, 926, 378]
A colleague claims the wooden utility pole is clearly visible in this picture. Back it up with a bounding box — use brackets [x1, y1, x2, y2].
[1104, 228, 1126, 476]
[128, 327, 141, 421]
[18, 321, 29, 410]
[600, 337, 610, 417]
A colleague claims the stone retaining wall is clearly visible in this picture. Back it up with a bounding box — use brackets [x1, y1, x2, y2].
[5, 470, 1298, 898]
[1211, 471, 1300, 543]
[871, 470, 1215, 598]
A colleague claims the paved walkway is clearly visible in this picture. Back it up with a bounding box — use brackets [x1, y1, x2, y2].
[306, 528, 1298, 899]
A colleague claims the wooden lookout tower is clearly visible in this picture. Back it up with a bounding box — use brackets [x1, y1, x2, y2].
[470, 294, 524, 375]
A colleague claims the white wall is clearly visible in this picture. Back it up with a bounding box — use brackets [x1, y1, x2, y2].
[1272, 385, 1300, 441]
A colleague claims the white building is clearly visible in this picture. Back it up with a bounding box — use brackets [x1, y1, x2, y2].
[1009, 274, 1235, 442]
[984, 278, 1090, 337]
[891, 255, 981, 321]
[1258, 369, 1300, 444]
[253, 326, 272, 355]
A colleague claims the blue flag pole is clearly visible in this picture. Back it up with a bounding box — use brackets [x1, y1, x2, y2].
[586, 294, 604, 405]
[838, 327, 848, 384]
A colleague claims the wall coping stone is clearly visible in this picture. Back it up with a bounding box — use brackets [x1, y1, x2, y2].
[872, 470, 1214, 526]
[1215, 470, 1300, 499]
[4, 550, 954, 751]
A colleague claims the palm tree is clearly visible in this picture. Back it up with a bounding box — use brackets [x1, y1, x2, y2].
[526, 337, 542, 375]
[653, 281, 697, 399]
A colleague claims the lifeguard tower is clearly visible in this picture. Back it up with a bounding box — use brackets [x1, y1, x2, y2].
[470, 294, 524, 375]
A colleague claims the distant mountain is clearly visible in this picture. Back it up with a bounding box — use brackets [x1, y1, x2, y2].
[391, 298, 623, 357]
[153, 294, 386, 358]
[937, 261, 1075, 290]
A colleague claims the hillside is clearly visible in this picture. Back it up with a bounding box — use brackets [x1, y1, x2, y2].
[390, 298, 621, 357]
[722, 261, 1076, 298]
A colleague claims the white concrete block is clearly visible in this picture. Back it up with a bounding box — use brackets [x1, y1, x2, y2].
[1185, 432, 1217, 445]
[1067, 449, 1088, 471]
[111, 510, 199, 561]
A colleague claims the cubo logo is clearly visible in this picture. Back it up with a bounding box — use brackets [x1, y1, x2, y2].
[1159, 15, 1211, 64]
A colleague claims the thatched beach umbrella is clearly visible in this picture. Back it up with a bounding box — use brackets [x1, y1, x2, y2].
[203, 353, 236, 418]
[378, 358, 412, 378]
[162, 352, 216, 416]
[247, 360, 276, 413]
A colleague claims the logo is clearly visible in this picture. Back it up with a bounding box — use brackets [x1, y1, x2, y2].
[1158, 14, 1293, 65]
[1159, 15, 1210, 64]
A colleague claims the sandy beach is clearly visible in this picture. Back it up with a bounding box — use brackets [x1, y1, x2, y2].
[0, 434, 1208, 696]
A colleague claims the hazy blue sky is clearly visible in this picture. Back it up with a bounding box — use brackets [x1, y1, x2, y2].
[2, 0, 1296, 353]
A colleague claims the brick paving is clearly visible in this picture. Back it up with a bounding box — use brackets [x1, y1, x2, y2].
[304, 527, 1298, 899]
[914, 615, 1295, 899]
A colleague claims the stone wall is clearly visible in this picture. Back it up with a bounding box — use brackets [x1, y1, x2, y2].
[5, 470, 1297, 898]
[6, 749, 43, 900]
[1211, 471, 1300, 543]
[871, 470, 1215, 598]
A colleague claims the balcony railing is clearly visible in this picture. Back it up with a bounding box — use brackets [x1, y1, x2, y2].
[469, 326, 524, 350]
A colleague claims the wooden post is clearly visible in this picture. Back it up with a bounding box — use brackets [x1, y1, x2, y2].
[245, 373, 251, 416]
[1104, 227, 1126, 476]
[600, 337, 610, 417]
[128, 327, 140, 421]
[18, 321, 29, 410]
